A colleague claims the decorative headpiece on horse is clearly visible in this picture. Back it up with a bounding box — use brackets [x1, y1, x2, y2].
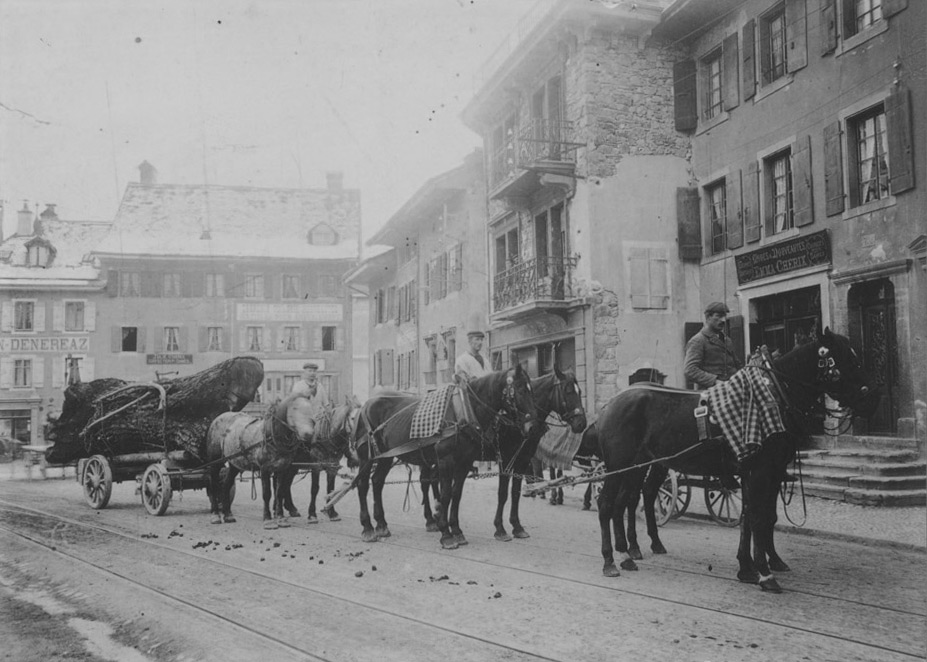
[817, 347, 840, 383]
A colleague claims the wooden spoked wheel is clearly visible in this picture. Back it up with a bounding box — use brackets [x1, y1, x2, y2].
[656, 470, 690, 526]
[141, 463, 173, 516]
[705, 484, 743, 527]
[82, 455, 113, 510]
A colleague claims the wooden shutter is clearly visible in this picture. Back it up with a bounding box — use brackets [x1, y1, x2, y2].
[53, 302, 64, 331]
[742, 19, 756, 101]
[198, 326, 208, 352]
[823, 120, 845, 215]
[649, 248, 669, 309]
[314, 326, 323, 351]
[744, 161, 762, 243]
[190, 272, 205, 298]
[384, 348, 394, 386]
[728, 315, 746, 365]
[179, 327, 189, 353]
[107, 270, 119, 297]
[886, 87, 915, 195]
[785, 0, 808, 73]
[34, 302, 45, 332]
[335, 326, 345, 351]
[0, 302, 9, 332]
[883, 0, 908, 19]
[137, 326, 146, 353]
[111, 326, 121, 352]
[726, 170, 744, 249]
[676, 187, 702, 260]
[0, 357, 11, 389]
[141, 272, 160, 297]
[409, 279, 416, 320]
[820, 0, 838, 55]
[154, 327, 164, 352]
[239, 329, 249, 352]
[792, 134, 815, 226]
[264, 274, 274, 299]
[85, 302, 96, 331]
[32, 357, 44, 387]
[722, 33, 740, 111]
[673, 59, 698, 132]
[628, 247, 649, 308]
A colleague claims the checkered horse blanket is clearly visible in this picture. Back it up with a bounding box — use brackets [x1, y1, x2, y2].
[535, 414, 586, 471]
[409, 384, 455, 440]
[703, 365, 786, 461]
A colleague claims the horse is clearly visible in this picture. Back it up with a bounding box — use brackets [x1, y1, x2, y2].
[490, 368, 587, 541]
[594, 328, 879, 592]
[352, 365, 536, 550]
[206, 392, 316, 529]
[274, 394, 362, 522]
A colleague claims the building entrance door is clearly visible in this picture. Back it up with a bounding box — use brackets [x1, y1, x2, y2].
[750, 285, 821, 356]
[849, 279, 897, 434]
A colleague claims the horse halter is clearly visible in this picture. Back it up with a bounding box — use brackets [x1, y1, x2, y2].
[502, 370, 532, 425]
[817, 347, 841, 383]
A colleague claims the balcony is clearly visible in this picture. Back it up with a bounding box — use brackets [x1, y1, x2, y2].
[489, 119, 582, 201]
[492, 255, 585, 322]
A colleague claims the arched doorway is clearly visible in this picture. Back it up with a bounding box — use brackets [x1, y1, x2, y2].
[848, 278, 897, 434]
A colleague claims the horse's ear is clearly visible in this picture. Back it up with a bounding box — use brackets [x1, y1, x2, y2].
[822, 327, 834, 345]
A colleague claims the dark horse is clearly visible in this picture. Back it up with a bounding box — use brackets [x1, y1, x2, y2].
[352, 365, 536, 550]
[206, 392, 316, 529]
[491, 368, 587, 541]
[595, 329, 878, 592]
[275, 394, 362, 522]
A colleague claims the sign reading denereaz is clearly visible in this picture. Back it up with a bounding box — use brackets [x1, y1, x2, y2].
[734, 230, 831, 284]
[0, 336, 90, 352]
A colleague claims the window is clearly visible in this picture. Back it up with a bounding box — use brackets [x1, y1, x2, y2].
[701, 48, 723, 120]
[163, 273, 182, 297]
[244, 274, 264, 298]
[760, 5, 787, 84]
[707, 180, 727, 254]
[628, 247, 670, 310]
[283, 326, 300, 351]
[443, 331, 456, 381]
[320, 275, 339, 298]
[494, 227, 520, 274]
[282, 275, 300, 299]
[14, 301, 34, 331]
[207, 326, 222, 351]
[847, 0, 883, 36]
[122, 327, 138, 352]
[247, 326, 263, 352]
[766, 150, 794, 233]
[851, 105, 890, 205]
[164, 327, 180, 352]
[321, 326, 335, 351]
[13, 359, 32, 387]
[308, 223, 338, 246]
[427, 254, 448, 302]
[120, 272, 141, 297]
[26, 245, 49, 266]
[447, 244, 463, 293]
[0, 409, 31, 443]
[424, 336, 437, 385]
[206, 273, 224, 297]
[283, 375, 298, 394]
[65, 302, 85, 332]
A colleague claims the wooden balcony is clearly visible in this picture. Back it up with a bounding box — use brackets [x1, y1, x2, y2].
[491, 255, 585, 322]
[489, 119, 582, 201]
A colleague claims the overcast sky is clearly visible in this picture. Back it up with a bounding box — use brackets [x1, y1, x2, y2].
[0, 0, 536, 242]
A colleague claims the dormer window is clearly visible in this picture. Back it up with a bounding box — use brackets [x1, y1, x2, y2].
[308, 222, 338, 246]
[24, 238, 55, 267]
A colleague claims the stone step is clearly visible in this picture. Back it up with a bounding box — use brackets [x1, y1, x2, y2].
[799, 482, 927, 506]
[805, 435, 918, 452]
[797, 458, 926, 477]
[847, 475, 927, 491]
[800, 448, 921, 464]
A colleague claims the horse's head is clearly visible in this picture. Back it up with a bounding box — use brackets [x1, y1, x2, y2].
[278, 393, 316, 446]
[501, 363, 536, 436]
[816, 327, 881, 417]
[548, 366, 587, 434]
[330, 394, 362, 459]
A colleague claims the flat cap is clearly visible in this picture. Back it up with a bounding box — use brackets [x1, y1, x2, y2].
[466, 330, 485, 339]
[704, 301, 730, 315]
[302, 362, 319, 370]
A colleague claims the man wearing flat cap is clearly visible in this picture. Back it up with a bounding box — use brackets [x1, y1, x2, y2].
[684, 301, 742, 390]
[291, 361, 331, 410]
[455, 330, 490, 382]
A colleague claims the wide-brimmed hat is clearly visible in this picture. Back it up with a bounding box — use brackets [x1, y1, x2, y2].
[704, 301, 730, 316]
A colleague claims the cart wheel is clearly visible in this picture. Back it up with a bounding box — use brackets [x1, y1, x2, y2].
[672, 473, 692, 519]
[82, 455, 113, 510]
[141, 464, 173, 516]
[705, 484, 743, 527]
[656, 470, 688, 526]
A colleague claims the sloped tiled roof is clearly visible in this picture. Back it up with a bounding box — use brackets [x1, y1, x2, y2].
[0, 219, 111, 289]
[95, 182, 362, 260]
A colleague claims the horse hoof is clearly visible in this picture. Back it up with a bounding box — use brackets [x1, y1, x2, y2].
[651, 542, 667, 555]
[223, 515, 236, 524]
[737, 569, 760, 584]
[582, 503, 591, 511]
[375, 528, 391, 539]
[760, 577, 783, 593]
[603, 564, 620, 578]
[629, 547, 643, 561]
[455, 534, 468, 546]
[425, 522, 440, 533]
[210, 515, 222, 525]
[263, 520, 278, 530]
[494, 531, 513, 542]
[440, 537, 459, 550]
[620, 558, 639, 571]
[327, 513, 341, 522]
[361, 531, 379, 543]
[287, 509, 300, 518]
[769, 559, 791, 572]
[513, 529, 530, 539]
[307, 515, 319, 524]
[277, 518, 291, 528]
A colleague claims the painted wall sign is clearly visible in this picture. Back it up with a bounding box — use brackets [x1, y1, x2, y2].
[146, 353, 194, 365]
[237, 303, 343, 322]
[735, 230, 831, 285]
[0, 336, 90, 352]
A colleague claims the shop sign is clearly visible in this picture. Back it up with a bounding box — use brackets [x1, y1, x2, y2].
[0, 336, 89, 352]
[146, 353, 193, 365]
[735, 230, 831, 285]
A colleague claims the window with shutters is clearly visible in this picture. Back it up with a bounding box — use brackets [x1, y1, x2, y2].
[244, 274, 264, 299]
[627, 246, 670, 310]
[282, 274, 300, 299]
[848, 0, 883, 35]
[447, 243, 463, 293]
[849, 105, 890, 206]
[13, 301, 34, 331]
[706, 180, 727, 254]
[13, 359, 32, 387]
[120, 272, 141, 297]
[283, 326, 300, 351]
[205, 273, 224, 297]
[701, 48, 723, 121]
[207, 326, 223, 351]
[163, 273, 182, 297]
[121, 327, 138, 352]
[64, 301, 85, 332]
[765, 149, 794, 233]
[321, 326, 335, 351]
[760, 5, 787, 84]
[424, 336, 437, 385]
[164, 327, 181, 352]
[247, 326, 263, 352]
[26, 244, 50, 267]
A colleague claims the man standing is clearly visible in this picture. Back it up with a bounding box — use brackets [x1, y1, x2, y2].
[684, 302, 742, 390]
[454, 330, 490, 382]
[291, 362, 331, 410]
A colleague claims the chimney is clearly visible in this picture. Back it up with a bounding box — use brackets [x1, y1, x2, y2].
[326, 171, 343, 196]
[40, 204, 58, 221]
[139, 161, 158, 186]
[16, 202, 34, 236]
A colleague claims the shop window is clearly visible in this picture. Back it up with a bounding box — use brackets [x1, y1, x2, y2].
[701, 48, 723, 120]
[0, 409, 31, 443]
[14, 301, 34, 331]
[706, 180, 727, 254]
[65, 302, 85, 332]
[760, 5, 787, 85]
[765, 149, 794, 234]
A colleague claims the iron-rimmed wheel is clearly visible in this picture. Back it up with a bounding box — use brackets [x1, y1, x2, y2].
[141, 463, 172, 516]
[705, 483, 743, 527]
[656, 469, 687, 526]
[82, 455, 113, 510]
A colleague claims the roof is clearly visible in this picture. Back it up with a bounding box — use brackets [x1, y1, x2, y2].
[95, 182, 362, 260]
[343, 245, 396, 285]
[0, 219, 111, 289]
[652, 0, 746, 42]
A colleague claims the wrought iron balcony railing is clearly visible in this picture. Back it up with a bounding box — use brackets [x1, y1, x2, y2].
[489, 119, 581, 191]
[492, 255, 579, 312]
